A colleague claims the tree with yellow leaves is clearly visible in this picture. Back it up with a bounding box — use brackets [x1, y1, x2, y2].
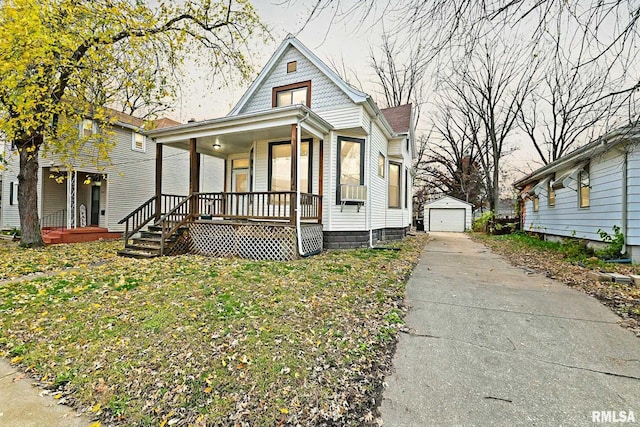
[0, 0, 264, 246]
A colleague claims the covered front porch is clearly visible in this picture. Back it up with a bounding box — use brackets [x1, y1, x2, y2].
[119, 105, 332, 260]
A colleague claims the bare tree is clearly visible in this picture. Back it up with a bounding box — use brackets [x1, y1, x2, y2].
[440, 40, 538, 212]
[370, 32, 429, 122]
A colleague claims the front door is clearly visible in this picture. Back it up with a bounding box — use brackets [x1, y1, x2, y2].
[231, 168, 248, 216]
[90, 185, 100, 226]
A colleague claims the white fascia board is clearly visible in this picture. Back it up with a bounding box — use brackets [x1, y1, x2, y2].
[149, 106, 332, 144]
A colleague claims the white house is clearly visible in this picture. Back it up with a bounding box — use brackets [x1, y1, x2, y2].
[122, 35, 416, 259]
[1, 111, 223, 240]
[424, 196, 473, 232]
[514, 125, 640, 262]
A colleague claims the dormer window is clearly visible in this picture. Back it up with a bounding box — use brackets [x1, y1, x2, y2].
[272, 81, 311, 107]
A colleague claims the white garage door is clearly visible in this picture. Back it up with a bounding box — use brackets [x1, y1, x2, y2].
[429, 208, 466, 232]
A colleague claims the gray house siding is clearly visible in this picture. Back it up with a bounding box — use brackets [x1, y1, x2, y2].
[524, 148, 624, 242]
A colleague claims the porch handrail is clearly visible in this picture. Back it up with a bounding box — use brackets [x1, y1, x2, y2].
[118, 194, 187, 241]
[41, 208, 67, 232]
[159, 194, 194, 256]
[118, 195, 157, 241]
[192, 191, 322, 223]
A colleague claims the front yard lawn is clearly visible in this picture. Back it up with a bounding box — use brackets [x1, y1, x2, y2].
[0, 234, 428, 426]
[0, 239, 121, 280]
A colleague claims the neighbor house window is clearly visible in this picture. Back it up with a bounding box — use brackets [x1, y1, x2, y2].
[82, 119, 95, 138]
[287, 61, 297, 73]
[579, 167, 590, 208]
[337, 136, 365, 203]
[378, 153, 385, 177]
[268, 140, 312, 193]
[272, 81, 311, 107]
[548, 180, 555, 207]
[389, 162, 401, 208]
[533, 196, 539, 212]
[132, 132, 146, 152]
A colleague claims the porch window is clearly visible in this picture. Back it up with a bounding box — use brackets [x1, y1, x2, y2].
[548, 180, 555, 207]
[132, 132, 146, 152]
[579, 167, 590, 208]
[272, 81, 311, 107]
[268, 140, 312, 193]
[389, 162, 401, 208]
[337, 136, 365, 203]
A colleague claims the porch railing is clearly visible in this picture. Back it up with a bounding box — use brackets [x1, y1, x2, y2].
[193, 192, 322, 223]
[118, 193, 186, 240]
[41, 209, 67, 232]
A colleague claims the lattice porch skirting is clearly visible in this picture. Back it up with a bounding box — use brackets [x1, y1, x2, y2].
[187, 222, 323, 261]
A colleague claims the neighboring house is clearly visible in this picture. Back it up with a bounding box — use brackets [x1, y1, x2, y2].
[123, 35, 415, 260]
[514, 125, 640, 262]
[0, 111, 223, 236]
[424, 196, 473, 232]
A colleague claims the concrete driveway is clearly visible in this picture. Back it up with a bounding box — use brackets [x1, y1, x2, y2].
[380, 232, 640, 426]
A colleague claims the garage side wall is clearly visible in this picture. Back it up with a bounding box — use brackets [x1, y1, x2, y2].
[424, 196, 473, 232]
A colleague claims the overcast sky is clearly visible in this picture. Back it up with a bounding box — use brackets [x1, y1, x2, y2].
[172, 0, 384, 123]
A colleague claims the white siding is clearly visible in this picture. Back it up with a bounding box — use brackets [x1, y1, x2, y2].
[239, 46, 353, 116]
[370, 123, 387, 230]
[317, 105, 362, 130]
[523, 149, 624, 241]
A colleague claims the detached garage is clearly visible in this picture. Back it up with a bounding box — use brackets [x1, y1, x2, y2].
[424, 196, 473, 232]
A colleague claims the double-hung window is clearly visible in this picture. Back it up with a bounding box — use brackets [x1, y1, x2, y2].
[272, 81, 311, 107]
[389, 162, 401, 208]
[337, 136, 365, 203]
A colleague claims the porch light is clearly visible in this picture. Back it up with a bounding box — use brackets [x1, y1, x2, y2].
[213, 143, 221, 150]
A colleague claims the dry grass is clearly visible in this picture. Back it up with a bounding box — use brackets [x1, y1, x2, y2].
[0, 234, 428, 426]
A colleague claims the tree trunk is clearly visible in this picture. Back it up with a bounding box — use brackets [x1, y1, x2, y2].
[17, 137, 44, 247]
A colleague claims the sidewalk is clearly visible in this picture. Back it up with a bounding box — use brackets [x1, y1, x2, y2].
[0, 359, 92, 426]
[380, 232, 640, 426]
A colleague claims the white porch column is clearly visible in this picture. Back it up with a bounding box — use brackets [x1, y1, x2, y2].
[66, 171, 77, 229]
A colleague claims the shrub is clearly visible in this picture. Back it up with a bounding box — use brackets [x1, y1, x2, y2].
[596, 225, 625, 259]
[473, 211, 494, 232]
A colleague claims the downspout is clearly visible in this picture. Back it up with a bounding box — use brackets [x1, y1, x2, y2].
[296, 112, 310, 256]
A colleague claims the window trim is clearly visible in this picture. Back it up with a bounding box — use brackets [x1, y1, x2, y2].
[336, 136, 365, 204]
[272, 81, 312, 108]
[388, 161, 402, 209]
[267, 139, 313, 193]
[132, 132, 146, 153]
[579, 166, 590, 208]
